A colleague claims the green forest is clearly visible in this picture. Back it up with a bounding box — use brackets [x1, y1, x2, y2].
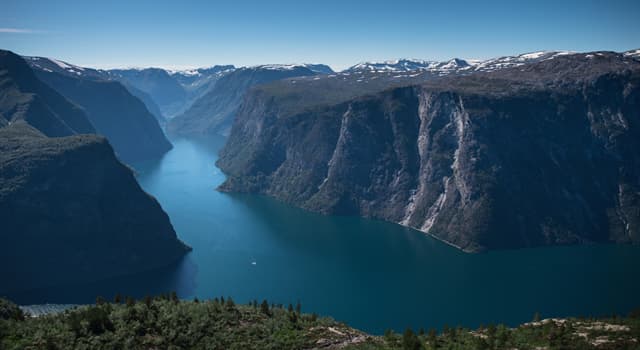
[1, 296, 639, 349]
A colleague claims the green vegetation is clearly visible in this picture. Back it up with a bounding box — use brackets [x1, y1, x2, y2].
[1, 297, 639, 349]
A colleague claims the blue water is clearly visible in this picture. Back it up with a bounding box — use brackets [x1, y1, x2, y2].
[11, 137, 640, 334]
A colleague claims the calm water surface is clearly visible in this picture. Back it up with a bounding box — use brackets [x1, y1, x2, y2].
[12, 138, 640, 334]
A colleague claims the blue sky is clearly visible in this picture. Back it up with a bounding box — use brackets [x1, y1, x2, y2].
[1, 0, 639, 71]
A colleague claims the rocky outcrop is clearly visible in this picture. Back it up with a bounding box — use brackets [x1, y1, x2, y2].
[218, 52, 640, 252]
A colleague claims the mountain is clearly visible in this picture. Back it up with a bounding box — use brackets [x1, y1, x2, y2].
[24, 56, 166, 124]
[169, 65, 235, 94]
[344, 51, 572, 74]
[108, 65, 235, 118]
[122, 83, 166, 125]
[346, 58, 467, 73]
[107, 68, 187, 118]
[167, 64, 327, 137]
[298, 63, 334, 74]
[0, 50, 189, 293]
[217, 50, 640, 252]
[27, 57, 173, 163]
[0, 51, 95, 137]
[625, 48, 640, 59]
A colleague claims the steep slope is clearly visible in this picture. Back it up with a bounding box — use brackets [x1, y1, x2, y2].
[167, 65, 322, 137]
[24, 56, 166, 124]
[0, 122, 189, 293]
[119, 83, 166, 124]
[31, 66, 173, 163]
[218, 51, 640, 252]
[108, 68, 187, 118]
[0, 51, 189, 293]
[0, 51, 95, 137]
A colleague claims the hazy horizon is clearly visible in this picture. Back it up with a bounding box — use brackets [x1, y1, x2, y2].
[2, 0, 639, 71]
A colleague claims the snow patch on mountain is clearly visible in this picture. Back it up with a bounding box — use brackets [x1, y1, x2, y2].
[344, 51, 578, 76]
[624, 49, 640, 59]
[251, 63, 333, 74]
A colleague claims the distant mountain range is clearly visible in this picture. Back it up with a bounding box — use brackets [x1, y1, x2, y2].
[167, 64, 333, 137]
[343, 51, 575, 74]
[107, 66, 235, 119]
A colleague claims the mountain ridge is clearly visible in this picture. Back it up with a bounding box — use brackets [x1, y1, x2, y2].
[29, 65, 173, 163]
[0, 50, 189, 293]
[167, 64, 326, 137]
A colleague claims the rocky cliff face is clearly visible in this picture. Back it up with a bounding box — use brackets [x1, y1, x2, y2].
[218, 52, 640, 252]
[0, 122, 190, 293]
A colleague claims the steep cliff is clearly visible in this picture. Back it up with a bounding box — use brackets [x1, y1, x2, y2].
[0, 122, 189, 293]
[32, 68, 173, 163]
[218, 52, 640, 252]
[0, 50, 189, 293]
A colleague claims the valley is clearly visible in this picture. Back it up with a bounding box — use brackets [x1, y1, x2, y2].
[1, 45, 640, 343]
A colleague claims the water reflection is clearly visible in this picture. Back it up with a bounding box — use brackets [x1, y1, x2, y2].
[6, 255, 197, 305]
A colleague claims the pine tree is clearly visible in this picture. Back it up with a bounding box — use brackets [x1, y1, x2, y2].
[260, 299, 271, 316]
[289, 309, 298, 323]
[402, 328, 423, 350]
[427, 329, 437, 347]
[170, 291, 179, 304]
[225, 297, 235, 310]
